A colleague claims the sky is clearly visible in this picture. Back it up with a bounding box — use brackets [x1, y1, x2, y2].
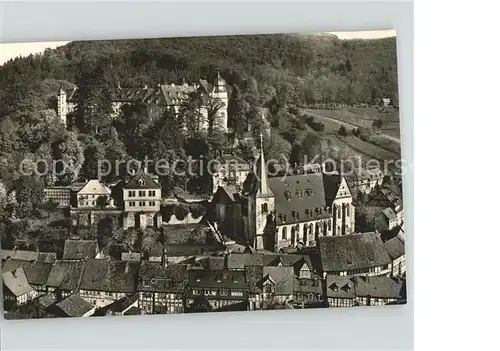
[0, 30, 395, 66]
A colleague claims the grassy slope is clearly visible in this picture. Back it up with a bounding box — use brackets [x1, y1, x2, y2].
[304, 108, 401, 138]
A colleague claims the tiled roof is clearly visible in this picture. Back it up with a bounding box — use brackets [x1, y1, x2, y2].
[318, 233, 392, 272]
[122, 170, 160, 189]
[45, 260, 85, 291]
[110, 87, 157, 103]
[79, 260, 139, 293]
[2, 268, 34, 297]
[269, 173, 331, 225]
[353, 276, 405, 299]
[38, 293, 58, 309]
[325, 274, 355, 299]
[38, 252, 57, 263]
[384, 235, 405, 260]
[164, 243, 224, 257]
[159, 84, 197, 105]
[263, 266, 295, 295]
[381, 207, 397, 220]
[322, 174, 342, 203]
[207, 256, 225, 270]
[188, 269, 248, 290]
[104, 294, 138, 313]
[137, 262, 187, 293]
[294, 278, 323, 294]
[76, 179, 111, 195]
[227, 253, 265, 270]
[62, 240, 97, 260]
[55, 294, 95, 317]
[1, 259, 53, 286]
[1, 249, 39, 261]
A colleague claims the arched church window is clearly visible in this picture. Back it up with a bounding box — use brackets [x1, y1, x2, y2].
[346, 204, 350, 217]
[282, 227, 287, 240]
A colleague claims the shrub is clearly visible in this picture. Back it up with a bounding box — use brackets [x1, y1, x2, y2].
[338, 125, 348, 136]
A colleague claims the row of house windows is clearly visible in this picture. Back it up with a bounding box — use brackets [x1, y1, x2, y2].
[129, 201, 156, 207]
[128, 190, 156, 197]
[329, 298, 353, 308]
[296, 293, 318, 301]
[336, 264, 389, 276]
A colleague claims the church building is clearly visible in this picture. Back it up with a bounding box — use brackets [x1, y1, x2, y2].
[213, 135, 340, 252]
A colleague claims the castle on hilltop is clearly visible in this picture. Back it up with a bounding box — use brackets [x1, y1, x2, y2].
[57, 71, 229, 132]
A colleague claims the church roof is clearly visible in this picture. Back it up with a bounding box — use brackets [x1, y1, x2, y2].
[268, 173, 330, 225]
[322, 174, 342, 203]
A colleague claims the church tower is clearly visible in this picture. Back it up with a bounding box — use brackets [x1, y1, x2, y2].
[253, 133, 275, 249]
[211, 70, 229, 132]
[57, 86, 67, 127]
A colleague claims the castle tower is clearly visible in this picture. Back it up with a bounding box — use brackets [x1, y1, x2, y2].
[57, 86, 67, 127]
[254, 133, 275, 249]
[211, 70, 228, 132]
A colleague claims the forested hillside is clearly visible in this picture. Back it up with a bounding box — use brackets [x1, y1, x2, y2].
[0, 33, 398, 219]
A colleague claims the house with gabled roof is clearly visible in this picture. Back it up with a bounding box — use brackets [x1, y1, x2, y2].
[78, 259, 140, 308]
[353, 276, 405, 306]
[121, 168, 162, 229]
[375, 207, 398, 232]
[245, 265, 295, 310]
[62, 239, 98, 260]
[2, 268, 38, 305]
[137, 262, 187, 314]
[45, 260, 86, 299]
[213, 185, 243, 238]
[1, 259, 53, 293]
[351, 167, 384, 193]
[384, 233, 406, 277]
[211, 154, 251, 194]
[293, 277, 324, 308]
[71, 179, 113, 209]
[54, 293, 96, 318]
[323, 174, 356, 236]
[325, 275, 356, 308]
[186, 269, 248, 311]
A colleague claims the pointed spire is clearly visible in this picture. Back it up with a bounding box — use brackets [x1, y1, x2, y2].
[257, 132, 271, 196]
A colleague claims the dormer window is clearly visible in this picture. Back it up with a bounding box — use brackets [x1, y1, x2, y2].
[331, 283, 339, 292]
[342, 284, 351, 292]
[285, 191, 292, 200]
[296, 189, 303, 198]
[305, 189, 312, 196]
[138, 178, 145, 186]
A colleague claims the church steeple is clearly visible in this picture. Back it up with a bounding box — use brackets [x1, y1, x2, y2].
[257, 132, 272, 197]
